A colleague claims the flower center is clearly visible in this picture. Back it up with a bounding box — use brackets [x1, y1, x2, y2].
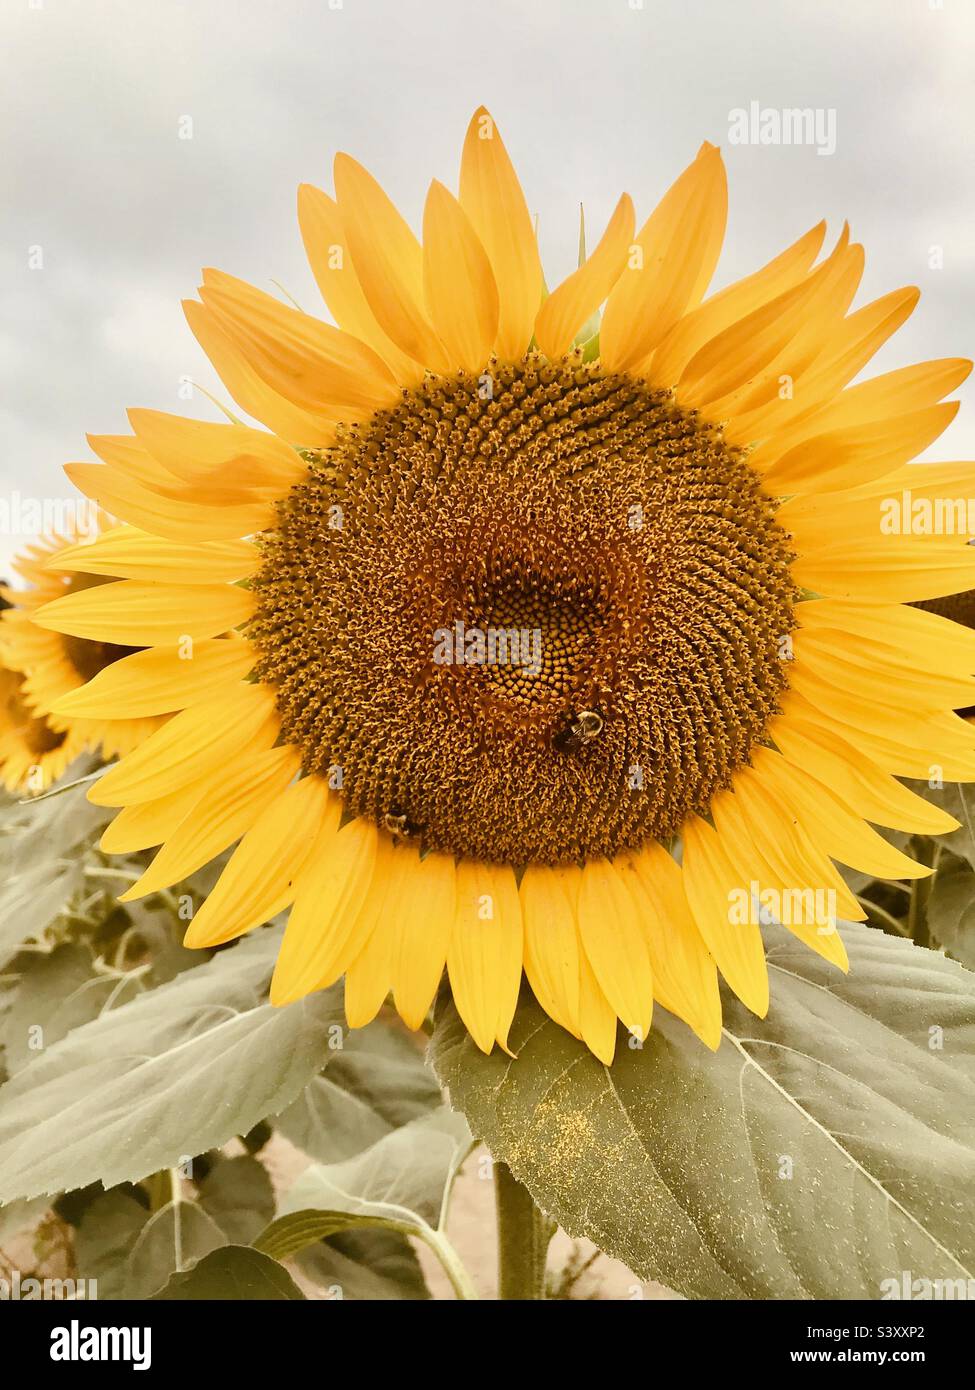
[469, 565, 604, 706]
[251, 356, 796, 865]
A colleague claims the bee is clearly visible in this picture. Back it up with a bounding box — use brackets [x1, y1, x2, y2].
[384, 809, 422, 840]
[553, 709, 604, 753]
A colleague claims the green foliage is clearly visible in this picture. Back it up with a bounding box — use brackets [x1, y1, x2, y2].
[916, 781, 975, 870]
[430, 922, 975, 1300]
[0, 929, 347, 1201]
[152, 1247, 305, 1300]
[257, 1107, 475, 1299]
[928, 854, 975, 969]
[197, 1156, 276, 1245]
[2, 943, 140, 1075]
[273, 1020, 442, 1164]
[852, 784, 975, 965]
[0, 775, 111, 966]
[0, 803, 456, 1299]
[2, 770, 975, 1301]
[295, 1227, 430, 1301]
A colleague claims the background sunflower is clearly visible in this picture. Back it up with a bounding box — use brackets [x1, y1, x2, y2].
[0, 519, 167, 791]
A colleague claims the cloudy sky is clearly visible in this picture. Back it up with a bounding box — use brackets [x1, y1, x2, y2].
[2, 0, 973, 568]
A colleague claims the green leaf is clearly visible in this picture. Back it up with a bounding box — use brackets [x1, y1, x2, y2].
[274, 1018, 441, 1164]
[198, 1155, 275, 1245]
[910, 780, 975, 871]
[927, 852, 975, 969]
[2, 944, 140, 1075]
[126, 1200, 227, 1298]
[258, 1107, 473, 1258]
[296, 1227, 430, 1300]
[0, 773, 110, 965]
[257, 1207, 417, 1257]
[430, 922, 975, 1300]
[0, 929, 346, 1201]
[152, 1245, 305, 1300]
[74, 1185, 234, 1300]
[73, 1190, 151, 1299]
[119, 900, 204, 985]
[256, 1107, 477, 1298]
[276, 1106, 472, 1235]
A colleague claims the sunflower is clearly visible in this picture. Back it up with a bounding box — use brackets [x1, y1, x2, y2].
[0, 519, 167, 789]
[0, 655, 87, 793]
[34, 108, 975, 1062]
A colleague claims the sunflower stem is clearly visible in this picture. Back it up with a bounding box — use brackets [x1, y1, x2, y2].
[907, 840, 939, 948]
[494, 1161, 553, 1300]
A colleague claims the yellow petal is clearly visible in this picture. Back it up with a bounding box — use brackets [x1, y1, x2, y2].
[183, 299, 337, 447]
[333, 154, 451, 374]
[51, 525, 260, 584]
[726, 285, 920, 447]
[748, 357, 971, 472]
[577, 859, 653, 1042]
[51, 637, 256, 719]
[648, 220, 826, 387]
[751, 746, 931, 881]
[87, 432, 167, 480]
[100, 789, 202, 855]
[708, 240, 864, 421]
[64, 462, 276, 543]
[709, 783, 851, 971]
[34, 578, 254, 646]
[183, 776, 339, 948]
[770, 714, 958, 836]
[519, 863, 582, 1037]
[764, 401, 959, 496]
[729, 765, 864, 927]
[298, 182, 424, 386]
[789, 626, 975, 712]
[392, 850, 456, 1030]
[89, 683, 278, 806]
[448, 860, 523, 1053]
[600, 142, 727, 372]
[270, 817, 379, 1005]
[201, 268, 401, 417]
[780, 685, 975, 782]
[122, 745, 300, 900]
[625, 843, 722, 1049]
[796, 598, 975, 679]
[343, 834, 402, 1028]
[127, 409, 306, 496]
[422, 179, 499, 375]
[576, 951, 618, 1065]
[790, 536, 975, 602]
[534, 193, 635, 359]
[458, 107, 544, 361]
[678, 226, 852, 410]
[849, 459, 975, 502]
[681, 814, 769, 1017]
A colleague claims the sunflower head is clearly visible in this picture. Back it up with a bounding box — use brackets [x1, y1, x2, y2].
[35, 107, 975, 1062]
[0, 516, 167, 786]
[0, 657, 86, 793]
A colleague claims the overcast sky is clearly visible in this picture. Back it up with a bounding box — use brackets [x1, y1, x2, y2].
[2, 0, 973, 568]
